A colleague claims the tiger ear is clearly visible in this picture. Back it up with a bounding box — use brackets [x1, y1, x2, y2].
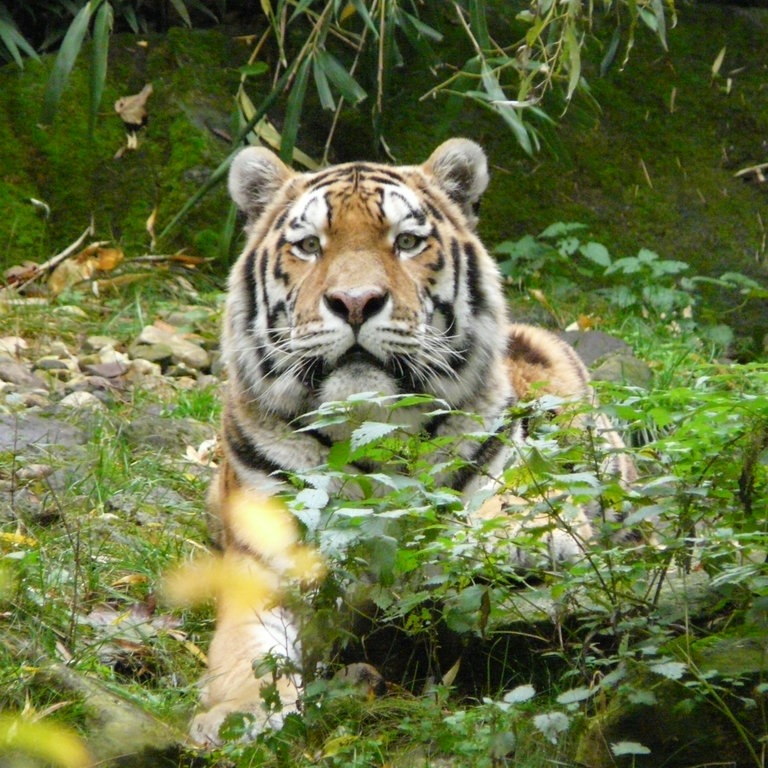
[423, 138, 489, 229]
[228, 146, 294, 224]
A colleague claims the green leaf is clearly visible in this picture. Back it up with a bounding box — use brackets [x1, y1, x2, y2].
[580, 241, 611, 267]
[41, 0, 101, 125]
[556, 686, 595, 705]
[315, 49, 366, 105]
[532, 712, 570, 744]
[0, 10, 40, 68]
[600, 27, 621, 76]
[346, 0, 378, 36]
[563, 24, 581, 101]
[168, 0, 192, 27]
[350, 422, 401, 451]
[312, 55, 335, 111]
[469, 0, 490, 50]
[649, 660, 687, 680]
[238, 62, 269, 77]
[399, 10, 442, 42]
[503, 684, 536, 704]
[540, 222, 586, 238]
[89, 1, 112, 138]
[611, 741, 651, 756]
[281, 56, 311, 163]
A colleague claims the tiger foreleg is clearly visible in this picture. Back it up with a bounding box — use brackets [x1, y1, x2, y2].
[190, 601, 301, 746]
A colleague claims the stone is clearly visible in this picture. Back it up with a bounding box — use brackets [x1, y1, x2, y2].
[58, 391, 106, 411]
[559, 330, 632, 366]
[0, 358, 46, 389]
[134, 325, 210, 371]
[591, 354, 653, 388]
[0, 413, 85, 452]
[83, 335, 121, 353]
[131, 343, 173, 366]
[0, 336, 28, 355]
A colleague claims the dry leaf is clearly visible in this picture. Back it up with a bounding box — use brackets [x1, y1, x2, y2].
[146, 206, 158, 250]
[4, 261, 40, 285]
[114, 83, 153, 128]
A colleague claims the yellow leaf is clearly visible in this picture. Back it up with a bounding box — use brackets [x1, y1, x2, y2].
[0, 714, 91, 768]
[0, 531, 37, 548]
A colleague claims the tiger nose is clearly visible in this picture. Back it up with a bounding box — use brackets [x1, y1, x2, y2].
[323, 288, 389, 327]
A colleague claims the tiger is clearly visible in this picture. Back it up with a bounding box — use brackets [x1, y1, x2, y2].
[189, 138, 636, 746]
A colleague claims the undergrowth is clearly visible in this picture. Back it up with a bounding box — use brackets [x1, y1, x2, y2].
[0, 230, 766, 767]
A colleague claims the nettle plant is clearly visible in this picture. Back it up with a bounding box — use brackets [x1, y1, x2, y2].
[495, 222, 767, 355]
[260, 359, 768, 761]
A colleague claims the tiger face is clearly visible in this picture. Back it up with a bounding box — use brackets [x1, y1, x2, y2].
[224, 139, 513, 428]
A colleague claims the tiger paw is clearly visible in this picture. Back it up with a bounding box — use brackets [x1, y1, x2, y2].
[189, 701, 293, 747]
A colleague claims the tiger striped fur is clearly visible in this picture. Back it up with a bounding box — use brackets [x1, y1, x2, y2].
[190, 138, 635, 745]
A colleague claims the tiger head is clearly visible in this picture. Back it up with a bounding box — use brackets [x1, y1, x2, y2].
[224, 138, 513, 422]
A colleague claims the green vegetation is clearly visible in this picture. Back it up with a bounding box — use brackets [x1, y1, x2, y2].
[1, 237, 766, 766]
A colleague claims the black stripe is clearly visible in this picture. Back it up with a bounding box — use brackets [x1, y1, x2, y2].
[450, 238, 462, 303]
[451, 434, 506, 492]
[226, 412, 284, 476]
[242, 249, 258, 332]
[464, 241, 485, 313]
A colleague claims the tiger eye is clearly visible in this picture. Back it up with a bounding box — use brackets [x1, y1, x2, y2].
[297, 235, 321, 255]
[395, 232, 421, 251]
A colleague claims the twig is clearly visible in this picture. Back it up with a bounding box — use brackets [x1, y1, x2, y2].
[14, 221, 95, 292]
[735, 162, 768, 181]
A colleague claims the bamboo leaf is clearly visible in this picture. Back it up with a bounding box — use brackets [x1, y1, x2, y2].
[315, 49, 366, 104]
[282, 57, 311, 162]
[399, 10, 442, 42]
[469, 0, 490, 50]
[347, 0, 378, 36]
[168, 0, 192, 27]
[288, 0, 316, 24]
[89, 1, 112, 138]
[313, 55, 335, 111]
[600, 27, 621, 76]
[0, 10, 40, 68]
[41, 0, 101, 125]
[564, 24, 581, 101]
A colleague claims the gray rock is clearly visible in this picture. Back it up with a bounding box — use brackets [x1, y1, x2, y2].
[0, 357, 46, 389]
[591, 353, 653, 387]
[0, 413, 86, 452]
[58, 391, 106, 411]
[559, 330, 632, 366]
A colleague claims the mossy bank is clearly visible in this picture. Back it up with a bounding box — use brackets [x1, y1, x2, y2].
[0, 5, 766, 351]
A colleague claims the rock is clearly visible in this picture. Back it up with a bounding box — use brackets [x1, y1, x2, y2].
[123, 414, 214, 452]
[170, 340, 210, 371]
[58, 391, 106, 411]
[133, 325, 211, 371]
[132, 342, 173, 366]
[559, 330, 632, 366]
[33, 356, 78, 378]
[4, 391, 51, 409]
[0, 413, 85, 452]
[0, 358, 47, 389]
[591, 353, 653, 388]
[82, 361, 129, 379]
[0, 336, 28, 355]
[83, 335, 121, 353]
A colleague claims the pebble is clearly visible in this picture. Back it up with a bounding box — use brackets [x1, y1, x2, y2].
[58, 391, 106, 411]
[0, 358, 46, 389]
[0, 336, 28, 356]
[83, 335, 121, 353]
